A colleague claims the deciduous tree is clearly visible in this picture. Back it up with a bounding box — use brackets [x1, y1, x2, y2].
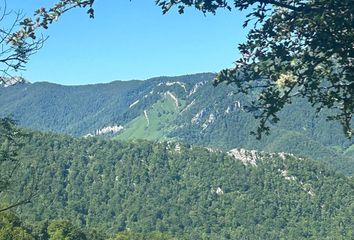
[0, 118, 36, 212]
[156, 0, 354, 138]
[0, 0, 45, 79]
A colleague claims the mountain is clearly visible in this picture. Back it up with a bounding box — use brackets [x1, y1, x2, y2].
[0, 73, 353, 175]
[6, 130, 354, 239]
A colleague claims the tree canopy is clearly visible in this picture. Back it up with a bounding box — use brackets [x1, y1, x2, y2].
[0, 118, 36, 213]
[0, 0, 94, 79]
[157, 0, 354, 138]
[0, 1, 45, 76]
[3, 0, 354, 138]
[2, 129, 354, 239]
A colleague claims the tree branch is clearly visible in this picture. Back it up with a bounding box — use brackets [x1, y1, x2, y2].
[258, 0, 307, 11]
[0, 197, 32, 213]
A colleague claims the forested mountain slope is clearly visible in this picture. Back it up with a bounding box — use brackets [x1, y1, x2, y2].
[5, 130, 354, 239]
[0, 73, 353, 175]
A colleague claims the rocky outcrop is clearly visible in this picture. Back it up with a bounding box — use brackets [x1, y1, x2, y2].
[227, 148, 259, 166]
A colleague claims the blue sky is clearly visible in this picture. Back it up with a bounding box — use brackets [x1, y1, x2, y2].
[7, 1, 248, 85]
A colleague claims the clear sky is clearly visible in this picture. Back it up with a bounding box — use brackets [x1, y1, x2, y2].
[7, 1, 248, 85]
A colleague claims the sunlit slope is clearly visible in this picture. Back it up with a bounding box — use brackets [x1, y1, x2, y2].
[115, 94, 185, 141]
[0, 73, 353, 175]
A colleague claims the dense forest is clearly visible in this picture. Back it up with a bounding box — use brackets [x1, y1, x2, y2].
[0, 74, 353, 175]
[1, 128, 353, 239]
[1, 0, 353, 239]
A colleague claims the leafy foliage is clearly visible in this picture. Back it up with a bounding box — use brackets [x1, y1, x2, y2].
[3, 0, 93, 75]
[111, 231, 178, 240]
[0, 210, 177, 240]
[156, 0, 354, 139]
[0, 118, 36, 213]
[0, 211, 34, 240]
[47, 220, 87, 240]
[0, 2, 45, 76]
[3, 129, 353, 239]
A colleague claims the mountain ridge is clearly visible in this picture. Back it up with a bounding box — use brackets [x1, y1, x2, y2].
[0, 72, 353, 175]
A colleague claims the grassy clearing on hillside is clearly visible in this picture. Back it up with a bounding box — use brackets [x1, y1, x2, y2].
[115, 94, 186, 141]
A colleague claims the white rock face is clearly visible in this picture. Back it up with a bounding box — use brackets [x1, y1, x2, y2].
[307, 190, 315, 196]
[83, 133, 94, 138]
[174, 143, 181, 153]
[180, 99, 195, 114]
[129, 100, 140, 108]
[207, 113, 215, 123]
[225, 106, 231, 114]
[95, 125, 124, 135]
[188, 81, 207, 97]
[211, 187, 224, 195]
[228, 148, 258, 166]
[144, 110, 150, 126]
[165, 91, 179, 108]
[300, 182, 316, 197]
[165, 81, 187, 92]
[216, 187, 224, 195]
[164, 141, 183, 154]
[84, 125, 124, 137]
[205, 147, 220, 153]
[279, 169, 296, 181]
[158, 81, 187, 92]
[235, 101, 241, 109]
[191, 109, 207, 124]
[278, 152, 287, 160]
[225, 101, 242, 114]
[202, 113, 216, 130]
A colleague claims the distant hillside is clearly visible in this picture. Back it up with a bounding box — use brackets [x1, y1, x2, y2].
[0, 73, 353, 175]
[6, 130, 354, 239]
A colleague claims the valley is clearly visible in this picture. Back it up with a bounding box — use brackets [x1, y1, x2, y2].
[0, 74, 353, 239]
[0, 0, 353, 239]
